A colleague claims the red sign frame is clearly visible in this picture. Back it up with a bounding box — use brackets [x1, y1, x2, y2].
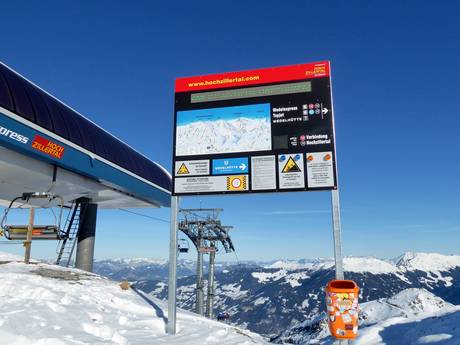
[175, 61, 330, 92]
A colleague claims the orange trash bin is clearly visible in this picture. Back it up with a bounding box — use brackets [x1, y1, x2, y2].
[325, 280, 359, 339]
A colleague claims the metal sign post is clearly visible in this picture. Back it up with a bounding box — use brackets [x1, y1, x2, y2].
[331, 189, 344, 280]
[331, 189, 348, 345]
[167, 196, 179, 335]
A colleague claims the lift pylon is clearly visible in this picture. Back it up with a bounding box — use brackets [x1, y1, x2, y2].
[178, 208, 235, 318]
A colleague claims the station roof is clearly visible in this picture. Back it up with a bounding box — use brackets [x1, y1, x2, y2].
[0, 62, 171, 207]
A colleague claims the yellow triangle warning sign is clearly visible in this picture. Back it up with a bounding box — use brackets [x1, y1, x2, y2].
[282, 157, 301, 173]
[177, 163, 190, 175]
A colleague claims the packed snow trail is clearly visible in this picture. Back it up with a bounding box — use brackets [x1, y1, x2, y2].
[0, 252, 268, 345]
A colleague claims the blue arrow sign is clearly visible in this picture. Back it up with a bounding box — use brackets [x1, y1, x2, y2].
[212, 157, 249, 175]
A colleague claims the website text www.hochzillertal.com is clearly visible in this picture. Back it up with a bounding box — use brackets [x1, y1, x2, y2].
[187, 75, 260, 88]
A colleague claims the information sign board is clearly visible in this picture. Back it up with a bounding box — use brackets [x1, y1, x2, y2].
[173, 61, 337, 195]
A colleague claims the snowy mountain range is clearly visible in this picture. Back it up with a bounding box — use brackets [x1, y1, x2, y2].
[175, 117, 271, 156]
[93, 258, 196, 281]
[92, 258, 254, 282]
[96, 252, 460, 343]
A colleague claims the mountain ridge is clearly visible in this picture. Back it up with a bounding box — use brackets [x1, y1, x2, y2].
[127, 251, 460, 341]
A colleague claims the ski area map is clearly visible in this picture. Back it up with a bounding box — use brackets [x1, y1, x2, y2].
[172, 61, 338, 195]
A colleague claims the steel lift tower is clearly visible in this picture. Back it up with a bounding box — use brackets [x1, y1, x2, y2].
[178, 208, 235, 318]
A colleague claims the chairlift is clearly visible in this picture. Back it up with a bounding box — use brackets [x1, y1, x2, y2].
[0, 192, 66, 241]
[217, 311, 230, 321]
[178, 239, 189, 253]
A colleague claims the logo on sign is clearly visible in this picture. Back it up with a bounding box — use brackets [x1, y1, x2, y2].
[31, 135, 65, 159]
[0, 126, 29, 144]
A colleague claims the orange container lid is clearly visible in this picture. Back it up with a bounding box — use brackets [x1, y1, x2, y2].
[327, 280, 358, 291]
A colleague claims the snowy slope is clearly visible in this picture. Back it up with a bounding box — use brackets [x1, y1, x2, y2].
[275, 288, 460, 344]
[360, 288, 453, 325]
[356, 306, 460, 345]
[355, 289, 460, 345]
[0, 252, 267, 345]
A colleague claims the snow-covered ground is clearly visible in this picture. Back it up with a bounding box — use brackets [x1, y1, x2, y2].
[355, 289, 460, 345]
[282, 288, 460, 345]
[0, 252, 267, 345]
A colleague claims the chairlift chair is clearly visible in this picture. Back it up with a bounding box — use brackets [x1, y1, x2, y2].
[0, 192, 66, 241]
[178, 238, 189, 253]
[217, 311, 230, 321]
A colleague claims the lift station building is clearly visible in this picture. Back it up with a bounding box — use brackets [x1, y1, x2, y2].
[0, 62, 171, 271]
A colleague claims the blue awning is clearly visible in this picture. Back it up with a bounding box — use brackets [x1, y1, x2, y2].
[0, 62, 171, 207]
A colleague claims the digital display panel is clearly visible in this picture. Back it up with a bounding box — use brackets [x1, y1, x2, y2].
[190, 81, 311, 103]
[172, 61, 337, 196]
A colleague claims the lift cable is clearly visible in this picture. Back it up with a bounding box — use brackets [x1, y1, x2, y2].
[233, 250, 241, 266]
[117, 208, 170, 224]
[0, 241, 24, 245]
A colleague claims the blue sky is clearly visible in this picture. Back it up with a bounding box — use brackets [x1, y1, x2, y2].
[0, 1, 459, 261]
